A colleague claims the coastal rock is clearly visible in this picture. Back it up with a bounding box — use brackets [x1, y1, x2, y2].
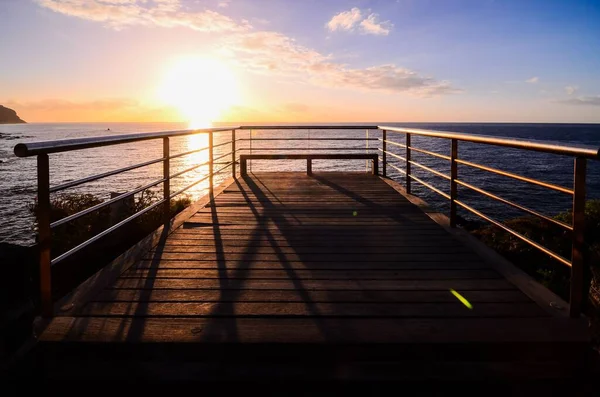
[0, 105, 26, 124]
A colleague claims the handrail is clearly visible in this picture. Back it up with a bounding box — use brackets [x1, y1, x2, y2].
[380, 126, 600, 159]
[13, 127, 236, 157]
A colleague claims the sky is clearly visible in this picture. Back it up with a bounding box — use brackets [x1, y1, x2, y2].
[1, 0, 599, 124]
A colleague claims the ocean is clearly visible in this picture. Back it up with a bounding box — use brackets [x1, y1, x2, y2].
[1, 122, 599, 246]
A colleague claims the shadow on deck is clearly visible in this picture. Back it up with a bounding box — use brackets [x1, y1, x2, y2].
[29, 172, 590, 382]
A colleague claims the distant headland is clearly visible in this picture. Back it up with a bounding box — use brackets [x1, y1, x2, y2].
[0, 105, 26, 124]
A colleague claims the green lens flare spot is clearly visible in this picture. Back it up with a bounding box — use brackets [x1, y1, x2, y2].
[353, 211, 358, 216]
[450, 289, 473, 310]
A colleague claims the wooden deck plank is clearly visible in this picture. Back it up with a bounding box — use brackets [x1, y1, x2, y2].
[120, 268, 501, 280]
[134, 259, 490, 270]
[108, 278, 517, 290]
[77, 301, 546, 318]
[91, 289, 532, 303]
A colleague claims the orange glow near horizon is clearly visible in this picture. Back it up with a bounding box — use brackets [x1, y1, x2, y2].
[158, 56, 238, 129]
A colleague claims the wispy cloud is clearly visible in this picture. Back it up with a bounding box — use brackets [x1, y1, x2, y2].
[36, 0, 249, 32]
[326, 8, 393, 36]
[227, 31, 460, 96]
[36, 0, 457, 97]
[326, 7, 363, 32]
[558, 96, 600, 106]
[565, 85, 578, 95]
[525, 76, 539, 83]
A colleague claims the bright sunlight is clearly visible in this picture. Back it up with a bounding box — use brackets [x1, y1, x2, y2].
[158, 56, 237, 129]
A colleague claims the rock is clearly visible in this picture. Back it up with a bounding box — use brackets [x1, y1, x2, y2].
[0, 105, 26, 124]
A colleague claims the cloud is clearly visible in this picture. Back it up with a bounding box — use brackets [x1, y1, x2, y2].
[227, 31, 460, 97]
[36, 1, 457, 98]
[36, 0, 249, 32]
[565, 85, 578, 95]
[359, 13, 393, 36]
[558, 96, 600, 106]
[217, 0, 230, 8]
[326, 7, 363, 32]
[326, 8, 393, 36]
[525, 76, 539, 83]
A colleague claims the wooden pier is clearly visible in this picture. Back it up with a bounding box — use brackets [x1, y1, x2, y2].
[13, 124, 599, 383]
[33, 172, 588, 381]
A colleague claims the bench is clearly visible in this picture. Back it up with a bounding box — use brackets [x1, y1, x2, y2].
[239, 154, 379, 176]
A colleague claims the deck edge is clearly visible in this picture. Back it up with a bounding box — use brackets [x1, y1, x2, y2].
[379, 176, 576, 320]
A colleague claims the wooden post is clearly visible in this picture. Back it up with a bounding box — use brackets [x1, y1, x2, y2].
[372, 156, 378, 176]
[37, 154, 52, 317]
[450, 139, 458, 228]
[382, 130, 387, 177]
[570, 157, 587, 317]
[307, 158, 312, 176]
[163, 137, 170, 225]
[208, 132, 214, 195]
[406, 133, 411, 194]
[249, 129, 252, 173]
[241, 156, 247, 177]
[231, 130, 236, 178]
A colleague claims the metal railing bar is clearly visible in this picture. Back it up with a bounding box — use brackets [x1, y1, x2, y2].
[213, 151, 234, 163]
[169, 146, 208, 160]
[408, 159, 451, 181]
[51, 198, 166, 266]
[455, 158, 573, 195]
[169, 174, 211, 199]
[455, 179, 573, 231]
[408, 146, 451, 161]
[50, 157, 165, 193]
[378, 139, 407, 149]
[240, 125, 378, 130]
[212, 140, 233, 149]
[380, 126, 600, 159]
[50, 178, 166, 229]
[236, 147, 376, 151]
[378, 148, 407, 162]
[455, 199, 572, 267]
[169, 161, 210, 180]
[408, 174, 451, 200]
[14, 128, 236, 157]
[237, 138, 379, 141]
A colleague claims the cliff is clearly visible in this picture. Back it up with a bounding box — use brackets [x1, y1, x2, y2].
[0, 105, 26, 124]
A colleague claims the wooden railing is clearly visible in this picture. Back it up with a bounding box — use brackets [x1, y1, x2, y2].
[14, 125, 600, 318]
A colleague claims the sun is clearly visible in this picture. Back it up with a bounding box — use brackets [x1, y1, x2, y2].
[159, 56, 237, 129]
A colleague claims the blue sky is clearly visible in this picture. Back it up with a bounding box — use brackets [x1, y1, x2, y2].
[1, 0, 599, 122]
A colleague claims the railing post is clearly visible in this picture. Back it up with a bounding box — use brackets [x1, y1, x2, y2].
[163, 137, 170, 225]
[406, 133, 411, 194]
[249, 129, 252, 173]
[450, 139, 458, 227]
[366, 129, 369, 172]
[241, 156, 247, 177]
[570, 157, 587, 317]
[307, 158, 312, 176]
[382, 130, 387, 177]
[231, 130, 236, 178]
[37, 154, 53, 317]
[209, 131, 214, 195]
